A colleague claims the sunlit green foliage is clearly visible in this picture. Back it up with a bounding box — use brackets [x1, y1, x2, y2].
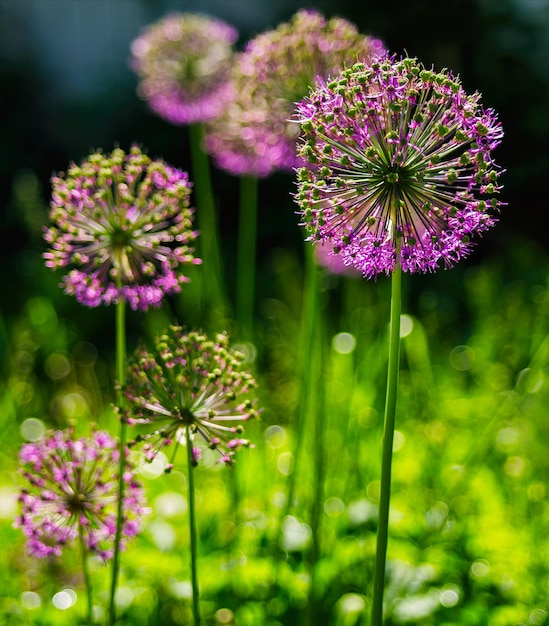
[1, 174, 548, 625]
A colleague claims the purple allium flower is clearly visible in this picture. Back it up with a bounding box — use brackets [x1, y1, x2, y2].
[122, 327, 260, 467]
[295, 57, 504, 277]
[44, 146, 201, 311]
[16, 429, 146, 561]
[130, 13, 238, 125]
[204, 9, 385, 177]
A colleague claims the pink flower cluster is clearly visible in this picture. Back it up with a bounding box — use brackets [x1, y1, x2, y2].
[44, 146, 200, 310]
[130, 13, 238, 125]
[205, 9, 385, 177]
[16, 429, 146, 561]
[122, 327, 260, 467]
[295, 57, 504, 277]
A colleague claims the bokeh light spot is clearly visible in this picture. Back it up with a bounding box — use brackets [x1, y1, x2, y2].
[60, 392, 88, 418]
[265, 425, 287, 448]
[170, 580, 192, 599]
[332, 332, 356, 354]
[324, 496, 344, 517]
[232, 342, 257, 364]
[347, 498, 377, 525]
[471, 558, 490, 578]
[115, 587, 134, 610]
[20, 417, 45, 442]
[148, 519, 176, 552]
[154, 492, 187, 517]
[400, 314, 414, 338]
[26, 297, 56, 327]
[366, 481, 380, 503]
[496, 426, 519, 452]
[215, 608, 234, 624]
[52, 589, 76, 610]
[20, 591, 41, 610]
[450, 345, 475, 371]
[440, 586, 460, 607]
[280, 516, 312, 551]
[393, 430, 405, 452]
[517, 367, 544, 393]
[357, 407, 378, 428]
[504, 455, 525, 477]
[137, 452, 169, 478]
[0, 488, 18, 519]
[45, 352, 71, 380]
[530, 609, 547, 625]
[73, 341, 98, 366]
[277, 451, 293, 476]
[336, 593, 366, 615]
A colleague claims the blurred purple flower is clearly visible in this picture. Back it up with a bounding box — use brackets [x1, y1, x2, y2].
[16, 429, 146, 561]
[295, 57, 504, 277]
[122, 327, 260, 468]
[130, 13, 238, 125]
[44, 146, 200, 310]
[205, 9, 385, 177]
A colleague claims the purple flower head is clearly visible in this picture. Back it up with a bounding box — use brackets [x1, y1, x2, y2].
[205, 9, 385, 177]
[16, 429, 146, 561]
[295, 57, 504, 277]
[44, 146, 201, 310]
[122, 327, 260, 468]
[130, 13, 238, 125]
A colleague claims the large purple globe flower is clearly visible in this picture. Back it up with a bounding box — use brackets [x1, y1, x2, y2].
[16, 429, 146, 561]
[295, 57, 504, 277]
[130, 13, 238, 125]
[44, 146, 200, 310]
[122, 327, 260, 468]
[205, 9, 385, 178]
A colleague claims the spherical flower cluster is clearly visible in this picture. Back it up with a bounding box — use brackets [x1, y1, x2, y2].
[44, 146, 200, 310]
[205, 9, 385, 177]
[122, 327, 260, 468]
[295, 57, 504, 277]
[130, 13, 238, 125]
[16, 429, 146, 561]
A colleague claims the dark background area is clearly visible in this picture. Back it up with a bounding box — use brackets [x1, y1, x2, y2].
[1, 0, 547, 331]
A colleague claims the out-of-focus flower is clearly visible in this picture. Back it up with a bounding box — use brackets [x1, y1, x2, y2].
[130, 13, 238, 125]
[295, 57, 504, 277]
[205, 9, 385, 177]
[44, 146, 200, 311]
[16, 429, 146, 561]
[122, 327, 260, 468]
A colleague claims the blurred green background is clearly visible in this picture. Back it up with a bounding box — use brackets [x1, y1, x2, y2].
[1, 1, 549, 624]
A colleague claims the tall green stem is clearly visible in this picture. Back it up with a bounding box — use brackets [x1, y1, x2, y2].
[79, 527, 93, 626]
[236, 175, 258, 341]
[188, 123, 225, 321]
[186, 427, 201, 626]
[306, 271, 326, 626]
[282, 242, 319, 523]
[109, 296, 127, 626]
[370, 264, 401, 626]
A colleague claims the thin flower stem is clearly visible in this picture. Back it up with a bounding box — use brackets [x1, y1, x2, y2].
[272, 242, 319, 592]
[282, 241, 319, 522]
[79, 527, 93, 626]
[188, 123, 225, 321]
[109, 296, 127, 626]
[236, 175, 258, 341]
[306, 268, 326, 626]
[186, 427, 201, 626]
[370, 262, 402, 626]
